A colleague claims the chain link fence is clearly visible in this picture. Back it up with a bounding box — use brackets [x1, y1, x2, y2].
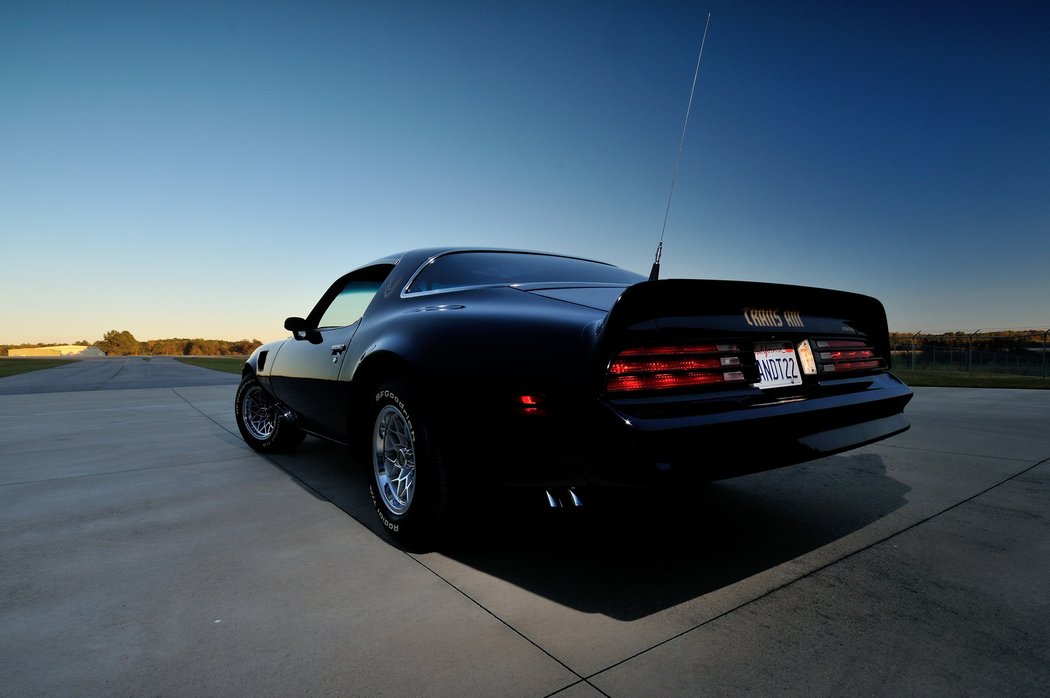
[890, 331, 1050, 378]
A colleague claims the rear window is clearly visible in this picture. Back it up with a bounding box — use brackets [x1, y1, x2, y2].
[406, 251, 643, 293]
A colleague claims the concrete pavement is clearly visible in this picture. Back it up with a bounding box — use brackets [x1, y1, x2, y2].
[0, 356, 240, 395]
[0, 361, 1047, 695]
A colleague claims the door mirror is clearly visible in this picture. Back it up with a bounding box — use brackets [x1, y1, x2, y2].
[284, 316, 309, 332]
[284, 317, 322, 344]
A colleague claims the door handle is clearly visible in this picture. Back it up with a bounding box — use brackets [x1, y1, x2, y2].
[330, 343, 347, 363]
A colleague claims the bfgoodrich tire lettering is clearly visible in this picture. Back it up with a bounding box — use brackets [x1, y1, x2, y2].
[234, 376, 305, 453]
[369, 380, 447, 545]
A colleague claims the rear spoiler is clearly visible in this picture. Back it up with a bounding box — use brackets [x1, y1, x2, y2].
[599, 279, 892, 367]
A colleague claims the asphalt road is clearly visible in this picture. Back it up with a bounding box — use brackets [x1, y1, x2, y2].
[1, 360, 1047, 696]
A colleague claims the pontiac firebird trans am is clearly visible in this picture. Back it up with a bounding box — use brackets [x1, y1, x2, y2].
[235, 248, 912, 543]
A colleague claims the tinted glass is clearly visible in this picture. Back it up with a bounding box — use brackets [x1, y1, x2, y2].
[318, 280, 382, 328]
[407, 252, 642, 293]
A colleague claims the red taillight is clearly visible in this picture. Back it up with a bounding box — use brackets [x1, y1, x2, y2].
[609, 357, 724, 375]
[825, 349, 875, 361]
[822, 360, 881, 372]
[606, 343, 745, 393]
[813, 339, 884, 373]
[515, 394, 546, 415]
[607, 371, 741, 392]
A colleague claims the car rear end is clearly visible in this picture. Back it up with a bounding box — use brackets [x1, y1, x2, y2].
[584, 279, 912, 485]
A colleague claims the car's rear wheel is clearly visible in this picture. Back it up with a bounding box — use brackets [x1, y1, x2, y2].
[235, 376, 305, 452]
[369, 380, 447, 545]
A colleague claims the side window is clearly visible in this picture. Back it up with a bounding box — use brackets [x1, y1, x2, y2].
[318, 280, 382, 328]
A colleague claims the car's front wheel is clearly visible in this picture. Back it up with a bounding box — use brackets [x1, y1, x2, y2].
[235, 376, 305, 453]
[369, 380, 447, 545]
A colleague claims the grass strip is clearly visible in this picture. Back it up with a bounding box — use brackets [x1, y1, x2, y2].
[0, 358, 78, 378]
[892, 368, 1050, 389]
[176, 357, 247, 375]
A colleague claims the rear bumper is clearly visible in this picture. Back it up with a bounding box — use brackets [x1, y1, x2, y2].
[582, 372, 912, 485]
[440, 372, 913, 488]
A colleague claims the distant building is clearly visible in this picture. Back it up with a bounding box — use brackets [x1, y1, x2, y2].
[8, 345, 106, 357]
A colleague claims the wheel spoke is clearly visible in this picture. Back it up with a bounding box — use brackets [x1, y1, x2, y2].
[241, 385, 277, 441]
[372, 403, 417, 515]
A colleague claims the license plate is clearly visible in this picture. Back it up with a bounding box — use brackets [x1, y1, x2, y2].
[754, 343, 802, 389]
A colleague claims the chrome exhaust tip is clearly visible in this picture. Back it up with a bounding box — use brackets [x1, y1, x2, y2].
[545, 488, 582, 508]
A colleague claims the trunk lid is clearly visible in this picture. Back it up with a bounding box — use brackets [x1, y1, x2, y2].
[597, 279, 893, 398]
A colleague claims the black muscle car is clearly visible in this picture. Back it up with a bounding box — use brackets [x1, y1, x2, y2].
[235, 248, 912, 543]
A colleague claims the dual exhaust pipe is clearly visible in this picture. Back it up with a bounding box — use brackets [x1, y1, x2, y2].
[545, 488, 582, 508]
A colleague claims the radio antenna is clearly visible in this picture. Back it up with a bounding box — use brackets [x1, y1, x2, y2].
[650, 11, 712, 282]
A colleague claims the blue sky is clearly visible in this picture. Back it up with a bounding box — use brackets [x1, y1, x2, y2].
[2, 1, 1048, 344]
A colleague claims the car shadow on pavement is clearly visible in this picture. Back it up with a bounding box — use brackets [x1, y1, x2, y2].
[264, 439, 909, 621]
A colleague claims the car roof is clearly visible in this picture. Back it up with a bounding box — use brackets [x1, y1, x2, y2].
[356, 247, 616, 274]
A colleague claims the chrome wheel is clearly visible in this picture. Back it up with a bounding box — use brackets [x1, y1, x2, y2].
[373, 404, 416, 516]
[240, 384, 277, 441]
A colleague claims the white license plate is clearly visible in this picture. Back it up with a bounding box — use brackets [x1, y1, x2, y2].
[754, 343, 802, 389]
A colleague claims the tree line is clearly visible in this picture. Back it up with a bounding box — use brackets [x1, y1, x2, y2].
[889, 330, 1049, 353]
[98, 330, 262, 356]
[1, 331, 262, 357]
